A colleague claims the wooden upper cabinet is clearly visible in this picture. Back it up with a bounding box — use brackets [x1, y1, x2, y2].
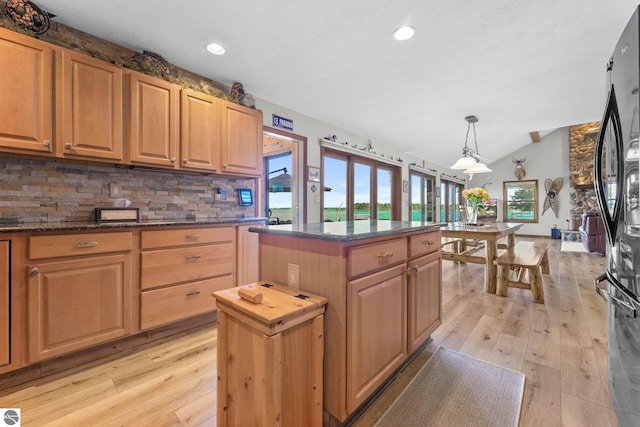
[56, 49, 124, 161]
[181, 90, 221, 172]
[220, 102, 263, 176]
[0, 29, 54, 155]
[128, 71, 180, 168]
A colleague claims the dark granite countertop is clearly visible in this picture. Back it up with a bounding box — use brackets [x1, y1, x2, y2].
[248, 220, 442, 242]
[0, 217, 267, 233]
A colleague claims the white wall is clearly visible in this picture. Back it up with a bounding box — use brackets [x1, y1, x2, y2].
[256, 97, 572, 234]
[255, 98, 466, 223]
[478, 128, 571, 236]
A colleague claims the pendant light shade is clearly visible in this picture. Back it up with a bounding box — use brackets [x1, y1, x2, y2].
[450, 155, 478, 170]
[464, 161, 492, 174]
[450, 115, 492, 174]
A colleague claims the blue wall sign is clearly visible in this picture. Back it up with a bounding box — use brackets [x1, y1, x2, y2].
[272, 114, 293, 131]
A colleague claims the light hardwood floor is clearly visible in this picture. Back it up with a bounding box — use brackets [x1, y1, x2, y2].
[0, 237, 618, 426]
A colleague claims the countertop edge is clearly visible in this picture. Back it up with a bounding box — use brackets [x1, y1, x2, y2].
[248, 221, 441, 242]
[0, 217, 267, 234]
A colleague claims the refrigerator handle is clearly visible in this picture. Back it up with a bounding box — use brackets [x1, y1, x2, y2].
[594, 85, 625, 246]
[594, 272, 637, 318]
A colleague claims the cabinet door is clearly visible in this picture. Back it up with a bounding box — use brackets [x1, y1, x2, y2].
[0, 241, 8, 367]
[236, 225, 259, 286]
[407, 251, 442, 353]
[347, 263, 407, 412]
[28, 254, 131, 362]
[220, 102, 263, 176]
[128, 71, 180, 168]
[181, 90, 220, 171]
[0, 29, 54, 154]
[56, 49, 123, 161]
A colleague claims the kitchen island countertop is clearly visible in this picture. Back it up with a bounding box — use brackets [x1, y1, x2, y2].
[249, 220, 441, 242]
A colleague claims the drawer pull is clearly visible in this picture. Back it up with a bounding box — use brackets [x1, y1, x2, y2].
[422, 240, 434, 246]
[376, 252, 394, 259]
[75, 241, 98, 248]
[185, 234, 201, 240]
[29, 267, 40, 276]
[185, 255, 202, 261]
[186, 290, 201, 297]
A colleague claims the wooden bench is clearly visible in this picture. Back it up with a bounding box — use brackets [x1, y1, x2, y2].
[494, 241, 549, 304]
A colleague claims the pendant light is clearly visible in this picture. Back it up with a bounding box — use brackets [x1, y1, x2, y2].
[450, 115, 492, 173]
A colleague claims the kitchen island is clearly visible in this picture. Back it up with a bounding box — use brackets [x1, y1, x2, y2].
[249, 220, 442, 425]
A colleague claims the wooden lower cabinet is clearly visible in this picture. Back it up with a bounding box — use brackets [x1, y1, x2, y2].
[347, 263, 407, 412]
[140, 276, 232, 329]
[0, 241, 9, 367]
[407, 250, 442, 353]
[140, 226, 235, 329]
[27, 254, 132, 362]
[236, 224, 260, 286]
[258, 229, 442, 423]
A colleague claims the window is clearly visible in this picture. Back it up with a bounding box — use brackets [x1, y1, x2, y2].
[322, 148, 400, 221]
[409, 171, 436, 221]
[440, 179, 464, 222]
[503, 180, 538, 223]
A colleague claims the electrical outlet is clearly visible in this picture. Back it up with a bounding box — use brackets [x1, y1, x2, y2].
[288, 263, 300, 289]
[109, 182, 121, 198]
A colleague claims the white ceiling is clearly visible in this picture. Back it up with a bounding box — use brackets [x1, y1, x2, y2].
[34, 0, 639, 168]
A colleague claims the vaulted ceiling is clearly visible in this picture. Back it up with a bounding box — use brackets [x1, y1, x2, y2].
[34, 0, 639, 168]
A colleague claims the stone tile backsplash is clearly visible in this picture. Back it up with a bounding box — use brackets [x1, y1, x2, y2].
[0, 156, 258, 223]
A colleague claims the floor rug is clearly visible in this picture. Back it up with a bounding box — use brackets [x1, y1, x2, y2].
[561, 240, 587, 253]
[374, 346, 525, 427]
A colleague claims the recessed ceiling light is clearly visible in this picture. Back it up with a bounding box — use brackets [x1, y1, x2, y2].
[393, 26, 415, 41]
[206, 43, 226, 55]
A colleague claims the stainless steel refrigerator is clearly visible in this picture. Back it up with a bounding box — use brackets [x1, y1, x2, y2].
[594, 6, 640, 426]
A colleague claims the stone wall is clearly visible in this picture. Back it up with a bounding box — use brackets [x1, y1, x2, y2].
[0, 156, 257, 223]
[568, 122, 600, 216]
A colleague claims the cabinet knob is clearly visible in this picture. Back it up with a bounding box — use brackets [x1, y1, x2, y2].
[422, 240, 434, 246]
[170, 157, 177, 163]
[185, 254, 202, 261]
[406, 266, 419, 274]
[29, 267, 40, 276]
[183, 159, 188, 164]
[185, 234, 200, 240]
[43, 140, 51, 148]
[186, 290, 201, 297]
[65, 143, 73, 150]
[223, 164, 227, 169]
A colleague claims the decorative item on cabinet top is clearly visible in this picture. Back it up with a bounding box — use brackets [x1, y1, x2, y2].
[3, 0, 54, 35]
[131, 50, 178, 78]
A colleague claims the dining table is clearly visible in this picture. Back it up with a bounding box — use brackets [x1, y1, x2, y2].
[440, 222, 523, 293]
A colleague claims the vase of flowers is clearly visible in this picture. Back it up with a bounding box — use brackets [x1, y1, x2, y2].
[462, 187, 491, 225]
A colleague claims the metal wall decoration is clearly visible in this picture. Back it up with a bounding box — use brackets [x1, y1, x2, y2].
[542, 177, 563, 217]
[3, 0, 53, 35]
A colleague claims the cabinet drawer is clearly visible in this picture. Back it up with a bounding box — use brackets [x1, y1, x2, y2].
[141, 227, 233, 249]
[347, 238, 407, 278]
[29, 232, 132, 260]
[408, 230, 441, 257]
[140, 275, 232, 329]
[141, 242, 233, 290]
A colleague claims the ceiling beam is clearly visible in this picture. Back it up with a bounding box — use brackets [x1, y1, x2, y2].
[529, 131, 541, 143]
